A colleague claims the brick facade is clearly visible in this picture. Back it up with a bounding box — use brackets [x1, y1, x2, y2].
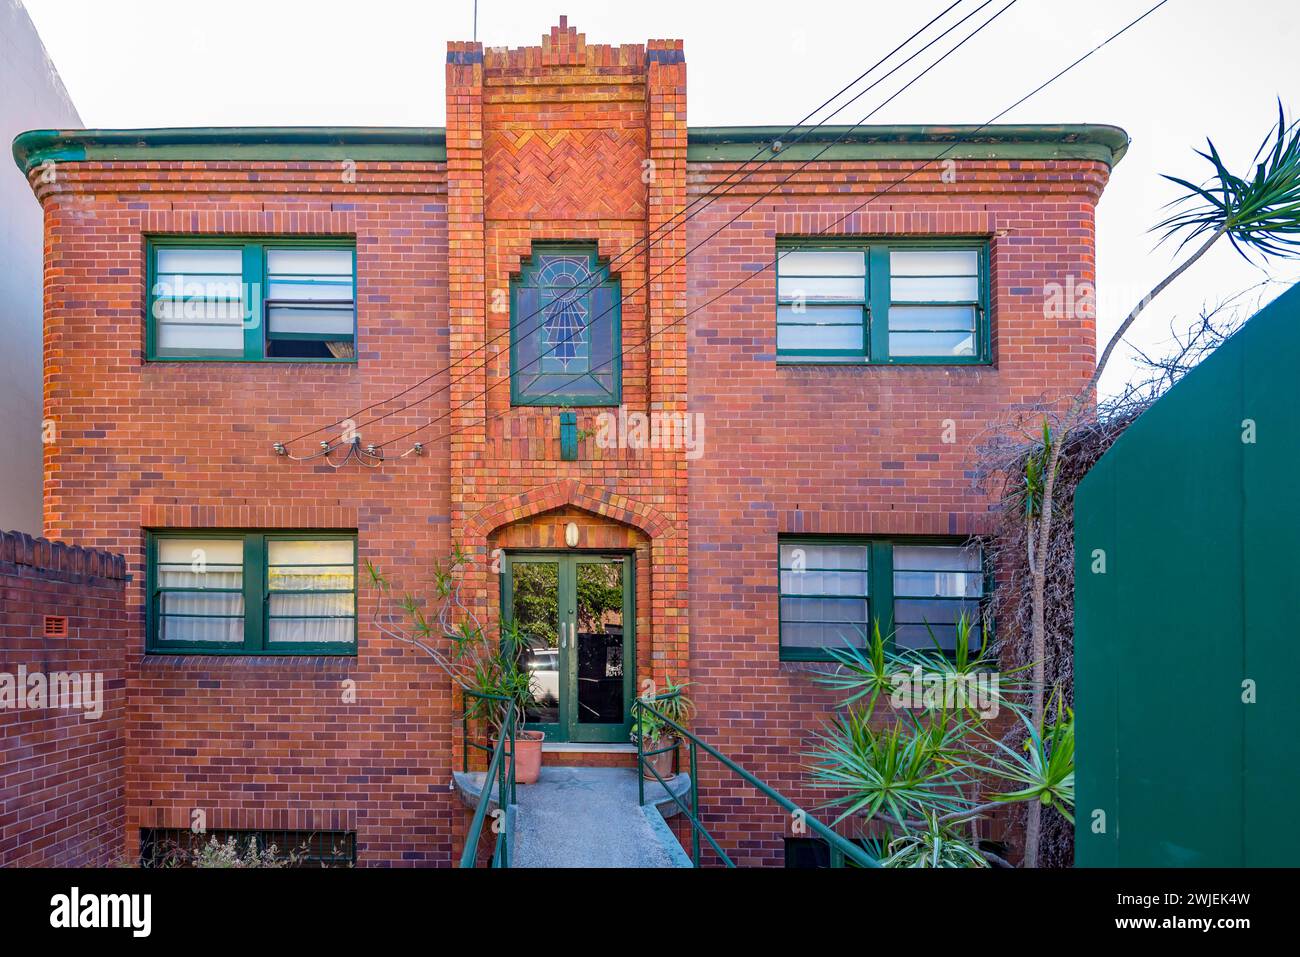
[6, 19, 1114, 866]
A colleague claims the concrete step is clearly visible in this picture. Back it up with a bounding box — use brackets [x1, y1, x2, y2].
[453, 765, 691, 817]
[456, 766, 693, 867]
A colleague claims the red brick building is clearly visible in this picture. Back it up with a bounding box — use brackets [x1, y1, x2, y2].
[7, 19, 1122, 866]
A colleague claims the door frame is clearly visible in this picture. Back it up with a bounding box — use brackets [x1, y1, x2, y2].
[500, 550, 636, 744]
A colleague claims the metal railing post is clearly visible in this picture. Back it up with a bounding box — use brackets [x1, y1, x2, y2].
[635, 699, 645, 807]
[689, 739, 700, 866]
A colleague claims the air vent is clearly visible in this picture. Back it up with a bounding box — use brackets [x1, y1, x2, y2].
[43, 615, 69, 638]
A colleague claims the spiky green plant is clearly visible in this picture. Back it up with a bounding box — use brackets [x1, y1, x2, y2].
[879, 813, 989, 868]
[1157, 101, 1300, 260]
[806, 707, 976, 826]
[980, 705, 1075, 823]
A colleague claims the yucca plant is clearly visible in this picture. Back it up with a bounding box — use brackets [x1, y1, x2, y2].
[806, 612, 1070, 866]
[817, 612, 1026, 723]
[979, 704, 1075, 823]
[879, 813, 989, 869]
[806, 706, 976, 826]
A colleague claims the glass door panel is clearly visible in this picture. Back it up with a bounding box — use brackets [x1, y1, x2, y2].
[574, 559, 627, 731]
[507, 558, 563, 731]
[503, 553, 632, 743]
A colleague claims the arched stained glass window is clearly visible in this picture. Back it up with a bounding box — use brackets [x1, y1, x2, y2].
[511, 244, 621, 406]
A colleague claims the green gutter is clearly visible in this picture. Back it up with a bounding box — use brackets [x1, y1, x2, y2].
[685, 124, 1129, 167]
[13, 123, 1128, 174]
[12, 127, 447, 173]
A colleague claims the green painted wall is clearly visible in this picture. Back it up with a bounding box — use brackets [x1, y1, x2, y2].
[1074, 281, 1300, 867]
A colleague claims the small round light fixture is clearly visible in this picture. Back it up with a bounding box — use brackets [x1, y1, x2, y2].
[564, 522, 580, 548]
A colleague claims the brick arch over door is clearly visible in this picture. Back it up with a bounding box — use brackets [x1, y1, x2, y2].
[466, 478, 675, 541]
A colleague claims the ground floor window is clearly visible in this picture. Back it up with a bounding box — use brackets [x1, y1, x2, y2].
[778, 536, 986, 660]
[139, 828, 356, 867]
[146, 530, 356, 654]
[783, 836, 876, 868]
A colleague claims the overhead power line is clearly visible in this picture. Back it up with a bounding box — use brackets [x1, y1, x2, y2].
[352, 0, 1021, 453]
[278, 1, 971, 451]
[379, 0, 1171, 456]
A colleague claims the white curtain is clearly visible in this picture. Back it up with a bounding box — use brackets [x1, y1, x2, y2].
[266, 539, 355, 644]
[156, 538, 245, 643]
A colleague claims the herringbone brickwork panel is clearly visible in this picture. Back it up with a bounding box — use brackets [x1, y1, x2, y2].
[485, 126, 647, 220]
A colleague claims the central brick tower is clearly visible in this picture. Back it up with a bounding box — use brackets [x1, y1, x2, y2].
[444, 19, 690, 730]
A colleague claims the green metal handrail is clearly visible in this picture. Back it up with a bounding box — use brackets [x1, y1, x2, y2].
[462, 686, 513, 773]
[633, 692, 878, 868]
[458, 690, 517, 868]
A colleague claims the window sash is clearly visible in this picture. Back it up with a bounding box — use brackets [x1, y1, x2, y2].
[778, 538, 986, 660]
[776, 241, 989, 364]
[146, 239, 356, 361]
[147, 532, 357, 655]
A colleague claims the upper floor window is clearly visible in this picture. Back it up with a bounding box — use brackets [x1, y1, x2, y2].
[778, 537, 986, 660]
[776, 240, 989, 364]
[511, 244, 621, 406]
[147, 238, 356, 361]
[147, 531, 356, 655]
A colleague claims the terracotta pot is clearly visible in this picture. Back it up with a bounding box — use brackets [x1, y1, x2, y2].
[641, 734, 677, 781]
[493, 730, 545, 785]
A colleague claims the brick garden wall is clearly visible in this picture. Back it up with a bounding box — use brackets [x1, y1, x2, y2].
[0, 531, 128, 866]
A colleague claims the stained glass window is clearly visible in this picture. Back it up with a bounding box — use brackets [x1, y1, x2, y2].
[511, 245, 621, 405]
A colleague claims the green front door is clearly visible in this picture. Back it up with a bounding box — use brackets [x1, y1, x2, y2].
[503, 553, 634, 743]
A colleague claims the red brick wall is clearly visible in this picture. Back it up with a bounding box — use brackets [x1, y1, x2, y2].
[33, 162, 460, 865]
[0, 531, 128, 866]
[684, 160, 1106, 864]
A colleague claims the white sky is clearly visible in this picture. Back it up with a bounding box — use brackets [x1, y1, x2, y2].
[19, 0, 1300, 396]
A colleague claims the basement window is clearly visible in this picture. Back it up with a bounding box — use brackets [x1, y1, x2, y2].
[147, 531, 356, 655]
[140, 828, 356, 867]
[511, 243, 621, 406]
[775, 240, 989, 364]
[778, 537, 986, 660]
[147, 238, 356, 361]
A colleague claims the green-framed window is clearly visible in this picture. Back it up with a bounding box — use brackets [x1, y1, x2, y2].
[146, 237, 356, 361]
[146, 531, 356, 655]
[776, 239, 990, 364]
[778, 537, 986, 660]
[510, 243, 621, 406]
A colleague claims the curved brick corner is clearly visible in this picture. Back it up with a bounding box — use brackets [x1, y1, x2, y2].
[0, 529, 127, 581]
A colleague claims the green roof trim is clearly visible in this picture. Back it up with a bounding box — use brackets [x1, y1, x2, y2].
[12, 123, 1128, 174]
[685, 124, 1129, 167]
[12, 127, 448, 172]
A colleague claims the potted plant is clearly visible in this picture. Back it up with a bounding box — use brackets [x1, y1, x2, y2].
[632, 678, 693, 781]
[367, 546, 547, 785]
[469, 620, 545, 784]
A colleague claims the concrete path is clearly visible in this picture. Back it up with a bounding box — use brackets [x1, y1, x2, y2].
[511, 766, 691, 868]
